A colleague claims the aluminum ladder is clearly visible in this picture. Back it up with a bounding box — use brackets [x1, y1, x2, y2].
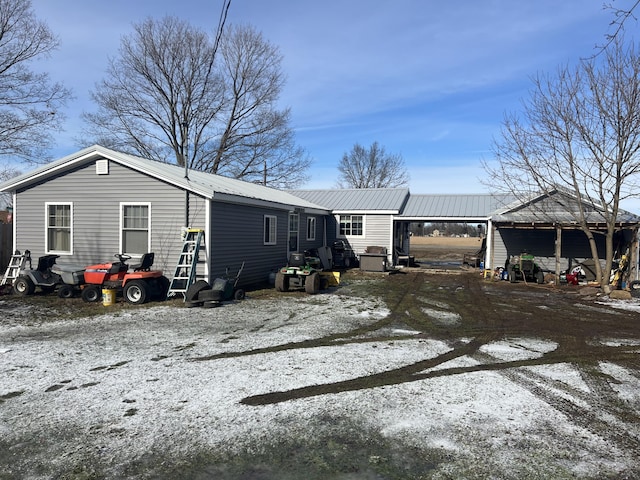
[167, 229, 205, 299]
[1, 250, 29, 286]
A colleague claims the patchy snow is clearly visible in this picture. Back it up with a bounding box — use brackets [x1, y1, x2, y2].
[1, 292, 638, 478]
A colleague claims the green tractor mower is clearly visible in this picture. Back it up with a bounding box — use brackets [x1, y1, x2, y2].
[275, 251, 325, 294]
[506, 251, 545, 284]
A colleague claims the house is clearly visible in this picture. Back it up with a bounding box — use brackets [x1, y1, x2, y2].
[0, 145, 330, 287]
[1, 145, 638, 289]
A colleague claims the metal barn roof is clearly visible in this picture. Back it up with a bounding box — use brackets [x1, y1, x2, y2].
[0, 145, 329, 213]
[398, 194, 515, 220]
[289, 188, 410, 213]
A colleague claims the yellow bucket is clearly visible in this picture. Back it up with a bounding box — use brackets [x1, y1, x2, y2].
[319, 271, 341, 286]
[102, 288, 116, 306]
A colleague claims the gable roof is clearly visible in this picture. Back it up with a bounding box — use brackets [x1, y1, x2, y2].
[289, 188, 410, 213]
[491, 189, 640, 224]
[0, 145, 329, 214]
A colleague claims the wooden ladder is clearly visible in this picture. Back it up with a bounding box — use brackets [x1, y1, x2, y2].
[1, 251, 29, 286]
[166, 229, 205, 299]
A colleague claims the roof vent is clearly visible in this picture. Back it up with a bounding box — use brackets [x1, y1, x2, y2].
[96, 159, 109, 175]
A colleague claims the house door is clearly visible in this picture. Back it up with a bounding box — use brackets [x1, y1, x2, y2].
[288, 213, 299, 254]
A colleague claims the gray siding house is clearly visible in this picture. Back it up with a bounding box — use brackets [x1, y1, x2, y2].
[290, 188, 411, 263]
[0, 145, 330, 287]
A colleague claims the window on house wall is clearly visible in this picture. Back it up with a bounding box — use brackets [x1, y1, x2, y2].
[289, 212, 299, 251]
[46, 203, 72, 253]
[339, 214, 363, 236]
[307, 217, 316, 241]
[121, 203, 150, 254]
[264, 215, 277, 245]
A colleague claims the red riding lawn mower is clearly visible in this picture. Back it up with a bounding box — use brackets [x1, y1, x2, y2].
[81, 253, 169, 304]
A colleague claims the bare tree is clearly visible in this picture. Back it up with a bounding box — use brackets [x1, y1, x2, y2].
[336, 142, 409, 189]
[83, 17, 310, 188]
[484, 38, 640, 292]
[599, 1, 640, 52]
[0, 0, 71, 167]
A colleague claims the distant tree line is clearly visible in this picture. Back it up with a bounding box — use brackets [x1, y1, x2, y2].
[410, 223, 484, 237]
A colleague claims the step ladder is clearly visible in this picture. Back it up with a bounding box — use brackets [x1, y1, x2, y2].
[1, 250, 29, 286]
[167, 229, 205, 299]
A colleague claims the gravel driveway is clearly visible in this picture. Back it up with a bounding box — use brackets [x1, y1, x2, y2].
[1, 270, 639, 479]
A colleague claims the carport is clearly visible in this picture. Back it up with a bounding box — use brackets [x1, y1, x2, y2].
[394, 192, 640, 284]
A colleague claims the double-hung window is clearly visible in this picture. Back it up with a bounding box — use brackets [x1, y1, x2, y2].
[339, 215, 363, 236]
[121, 203, 150, 254]
[307, 217, 316, 241]
[46, 203, 72, 254]
[264, 215, 277, 245]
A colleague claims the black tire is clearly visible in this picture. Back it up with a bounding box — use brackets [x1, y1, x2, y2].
[81, 285, 102, 303]
[152, 275, 171, 300]
[199, 288, 222, 302]
[234, 289, 245, 300]
[305, 272, 320, 294]
[58, 284, 75, 299]
[320, 277, 329, 290]
[202, 300, 221, 308]
[629, 280, 640, 298]
[275, 272, 289, 292]
[13, 276, 35, 296]
[124, 280, 149, 305]
[185, 280, 210, 302]
[184, 300, 204, 308]
[40, 285, 57, 294]
[536, 271, 545, 284]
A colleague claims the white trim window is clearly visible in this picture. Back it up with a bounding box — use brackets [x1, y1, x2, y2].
[264, 215, 277, 245]
[288, 212, 299, 252]
[121, 203, 151, 254]
[339, 214, 363, 236]
[46, 202, 72, 254]
[307, 216, 316, 241]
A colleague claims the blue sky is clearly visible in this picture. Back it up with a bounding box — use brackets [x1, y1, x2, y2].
[29, 1, 636, 208]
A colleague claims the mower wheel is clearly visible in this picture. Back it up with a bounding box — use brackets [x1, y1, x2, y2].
[151, 276, 171, 300]
[536, 271, 545, 284]
[124, 280, 149, 304]
[234, 289, 245, 300]
[81, 285, 102, 302]
[58, 284, 75, 299]
[13, 276, 35, 296]
[275, 272, 289, 292]
[629, 280, 640, 298]
[305, 272, 320, 295]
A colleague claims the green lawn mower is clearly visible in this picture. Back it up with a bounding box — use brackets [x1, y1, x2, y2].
[506, 251, 545, 284]
[275, 251, 326, 294]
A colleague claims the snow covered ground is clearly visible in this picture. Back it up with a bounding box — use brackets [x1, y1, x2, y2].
[1, 290, 639, 479]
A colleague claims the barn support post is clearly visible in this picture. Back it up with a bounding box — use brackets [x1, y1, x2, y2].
[554, 225, 562, 285]
[485, 219, 494, 271]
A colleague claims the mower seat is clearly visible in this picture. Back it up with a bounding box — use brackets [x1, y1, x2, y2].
[288, 252, 305, 267]
[132, 252, 154, 271]
[37, 254, 59, 272]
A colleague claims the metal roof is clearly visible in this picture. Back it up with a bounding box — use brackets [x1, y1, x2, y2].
[289, 188, 410, 213]
[0, 145, 330, 213]
[398, 194, 515, 219]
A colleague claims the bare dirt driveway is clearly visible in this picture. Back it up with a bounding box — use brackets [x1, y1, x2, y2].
[1, 268, 640, 479]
